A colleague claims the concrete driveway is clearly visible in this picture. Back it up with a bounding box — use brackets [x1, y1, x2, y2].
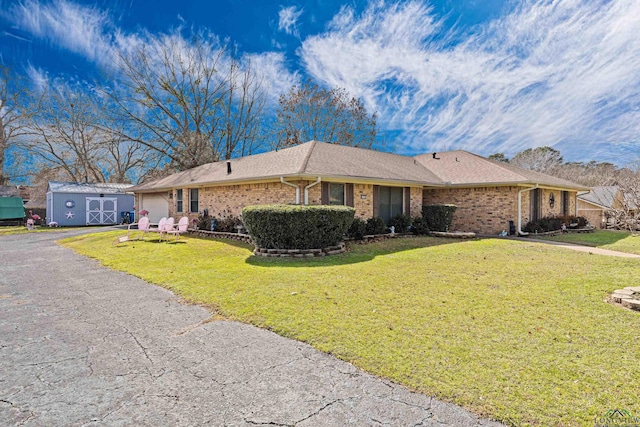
[0, 229, 504, 426]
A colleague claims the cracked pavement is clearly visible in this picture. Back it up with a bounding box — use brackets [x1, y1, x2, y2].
[0, 229, 505, 426]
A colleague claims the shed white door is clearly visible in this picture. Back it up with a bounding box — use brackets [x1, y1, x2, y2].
[86, 197, 118, 225]
[140, 193, 169, 223]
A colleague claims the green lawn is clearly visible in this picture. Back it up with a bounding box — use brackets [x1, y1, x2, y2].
[60, 232, 640, 427]
[0, 225, 87, 235]
[539, 229, 640, 255]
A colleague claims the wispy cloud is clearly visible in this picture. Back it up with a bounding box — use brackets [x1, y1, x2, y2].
[300, 0, 640, 163]
[5, 0, 298, 109]
[278, 5, 303, 37]
[5, 0, 113, 63]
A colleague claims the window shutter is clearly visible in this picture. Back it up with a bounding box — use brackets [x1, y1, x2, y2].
[346, 183, 354, 207]
[321, 182, 329, 205]
[404, 187, 411, 215]
[373, 185, 380, 218]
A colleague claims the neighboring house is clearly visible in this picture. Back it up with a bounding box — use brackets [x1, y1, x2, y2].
[130, 141, 589, 235]
[578, 186, 637, 228]
[0, 186, 25, 222]
[46, 181, 135, 226]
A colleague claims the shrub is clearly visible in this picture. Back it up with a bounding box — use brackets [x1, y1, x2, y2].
[387, 214, 412, 233]
[365, 217, 387, 235]
[196, 214, 212, 231]
[410, 216, 429, 235]
[423, 204, 457, 232]
[523, 215, 589, 233]
[556, 215, 588, 228]
[242, 204, 354, 249]
[347, 217, 367, 240]
[523, 216, 562, 233]
[214, 216, 243, 233]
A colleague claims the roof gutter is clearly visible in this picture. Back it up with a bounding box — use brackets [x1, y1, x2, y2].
[304, 177, 321, 205]
[280, 176, 300, 204]
[517, 184, 538, 236]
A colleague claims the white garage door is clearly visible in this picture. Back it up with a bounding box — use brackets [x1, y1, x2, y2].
[140, 193, 169, 223]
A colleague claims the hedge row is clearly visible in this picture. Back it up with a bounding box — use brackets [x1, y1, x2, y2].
[242, 204, 354, 250]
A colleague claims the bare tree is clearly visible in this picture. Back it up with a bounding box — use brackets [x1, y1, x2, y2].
[488, 153, 509, 163]
[510, 146, 563, 174]
[605, 163, 640, 232]
[274, 80, 378, 149]
[110, 30, 266, 172]
[25, 83, 147, 183]
[0, 66, 32, 185]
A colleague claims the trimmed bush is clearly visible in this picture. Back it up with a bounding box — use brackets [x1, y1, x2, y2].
[196, 214, 212, 231]
[423, 204, 457, 232]
[365, 217, 387, 235]
[388, 214, 412, 233]
[347, 217, 367, 240]
[214, 216, 243, 233]
[242, 204, 354, 249]
[523, 215, 589, 233]
[410, 216, 429, 235]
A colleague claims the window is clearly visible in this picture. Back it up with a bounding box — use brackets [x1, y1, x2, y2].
[189, 188, 199, 213]
[378, 186, 404, 223]
[561, 191, 571, 215]
[530, 188, 542, 221]
[329, 183, 345, 205]
[176, 189, 183, 213]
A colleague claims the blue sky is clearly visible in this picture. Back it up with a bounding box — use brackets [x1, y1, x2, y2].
[2, 0, 640, 165]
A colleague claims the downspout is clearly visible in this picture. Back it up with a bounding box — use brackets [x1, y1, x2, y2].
[280, 177, 300, 204]
[304, 177, 322, 205]
[517, 184, 538, 236]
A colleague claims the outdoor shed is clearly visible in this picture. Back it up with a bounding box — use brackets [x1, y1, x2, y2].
[46, 181, 135, 226]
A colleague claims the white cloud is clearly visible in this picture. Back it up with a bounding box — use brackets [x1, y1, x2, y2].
[300, 0, 640, 164]
[25, 64, 49, 90]
[244, 51, 300, 104]
[278, 5, 303, 37]
[6, 0, 113, 63]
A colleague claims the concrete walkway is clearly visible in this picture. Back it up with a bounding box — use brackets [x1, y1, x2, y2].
[0, 229, 504, 427]
[510, 236, 640, 259]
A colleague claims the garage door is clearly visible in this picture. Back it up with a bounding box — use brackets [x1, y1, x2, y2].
[140, 193, 169, 223]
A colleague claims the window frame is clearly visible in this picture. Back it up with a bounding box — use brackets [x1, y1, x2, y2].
[189, 188, 199, 213]
[176, 189, 183, 213]
[328, 183, 346, 206]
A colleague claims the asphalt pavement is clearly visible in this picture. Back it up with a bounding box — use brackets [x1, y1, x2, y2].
[0, 228, 504, 426]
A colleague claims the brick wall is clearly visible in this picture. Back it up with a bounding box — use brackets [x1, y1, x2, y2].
[578, 200, 605, 228]
[423, 186, 519, 234]
[423, 186, 578, 234]
[352, 184, 373, 218]
[163, 181, 422, 222]
[410, 186, 422, 217]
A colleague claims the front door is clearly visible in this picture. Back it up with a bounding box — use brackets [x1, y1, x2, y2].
[86, 197, 118, 225]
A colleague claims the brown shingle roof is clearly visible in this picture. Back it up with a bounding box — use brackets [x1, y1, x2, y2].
[414, 150, 589, 190]
[303, 142, 442, 184]
[131, 141, 587, 192]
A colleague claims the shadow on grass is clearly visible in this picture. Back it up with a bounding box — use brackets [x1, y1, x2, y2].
[244, 236, 477, 268]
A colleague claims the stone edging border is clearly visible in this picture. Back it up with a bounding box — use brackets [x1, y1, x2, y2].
[610, 286, 640, 312]
[187, 229, 253, 244]
[253, 242, 346, 258]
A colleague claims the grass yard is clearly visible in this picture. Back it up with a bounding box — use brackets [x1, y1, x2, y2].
[0, 225, 88, 235]
[60, 232, 640, 426]
[539, 229, 640, 255]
